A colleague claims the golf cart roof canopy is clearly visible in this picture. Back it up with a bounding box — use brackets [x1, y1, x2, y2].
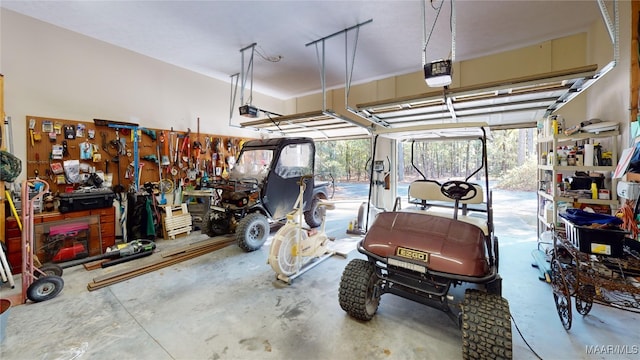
[373, 121, 490, 141]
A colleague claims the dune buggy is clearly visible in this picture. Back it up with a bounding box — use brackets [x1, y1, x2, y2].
[338, 123, 512, 359]
[205, 137, 331, 252]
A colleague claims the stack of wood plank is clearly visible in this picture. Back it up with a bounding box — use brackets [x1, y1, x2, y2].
[87, 236, 234, 291]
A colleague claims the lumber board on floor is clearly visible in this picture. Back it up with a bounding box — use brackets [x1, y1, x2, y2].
[87, 237, 234, 291]
[160, 235, 235, 258]
[83, 259, 108, 271]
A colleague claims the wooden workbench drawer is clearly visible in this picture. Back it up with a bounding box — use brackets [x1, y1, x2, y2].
[63, 210, 91, 219]
[102, 235, 116, 252]
[6, 236, 21, 252]
[7, 252, 21, 273]
[90, 207, 115, 216]
[100, 221, 115, 237]
[34, 213, 64, 223]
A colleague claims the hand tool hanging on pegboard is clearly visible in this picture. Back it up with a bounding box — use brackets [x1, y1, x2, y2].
[160, 130, 170, 167]
[180, 128, 190, 165]
[193, 117, 202, 173]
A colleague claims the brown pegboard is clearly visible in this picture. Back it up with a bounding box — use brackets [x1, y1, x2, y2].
[25, 115, 253, 194]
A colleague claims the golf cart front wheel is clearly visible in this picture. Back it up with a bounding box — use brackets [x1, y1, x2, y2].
[338, 259, 380, 321]
[461, 289, 513, 360]
[27, 275, 64, 302]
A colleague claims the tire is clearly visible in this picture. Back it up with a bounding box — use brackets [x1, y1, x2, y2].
[461, 289, 513, 360]
[236, 212, 270, 252]
[304, 197, 322, 228]
[206, 211, 230, 237]
[27, 275, 64, 302]
[36, 263, 63, 278]
[338, 259, 380, 321]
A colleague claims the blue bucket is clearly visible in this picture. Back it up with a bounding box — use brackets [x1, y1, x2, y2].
[0, 298, 11, 343]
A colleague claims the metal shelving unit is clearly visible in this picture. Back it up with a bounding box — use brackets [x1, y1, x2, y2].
[537, 130, 619, 233]
[533, 129, 620, 282]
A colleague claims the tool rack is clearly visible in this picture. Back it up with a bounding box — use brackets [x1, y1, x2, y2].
[24, 115, 253, 195]
[550, 218, 640, 330]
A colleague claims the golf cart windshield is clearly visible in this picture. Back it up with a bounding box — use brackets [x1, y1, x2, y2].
[230, 148, 274, 182]
[407, 137, 485, 183]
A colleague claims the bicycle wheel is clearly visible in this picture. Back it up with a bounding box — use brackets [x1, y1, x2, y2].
[551, 258, 572, 330]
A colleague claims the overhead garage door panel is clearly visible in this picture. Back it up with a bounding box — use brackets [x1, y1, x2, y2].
[239, 64, 607, 139]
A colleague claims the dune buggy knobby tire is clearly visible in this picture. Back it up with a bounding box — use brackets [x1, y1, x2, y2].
[236, 212, 270, 252]
[338, 259, 380, 321]
[304, 197, 322, 228]
[461, 289, 512, 360]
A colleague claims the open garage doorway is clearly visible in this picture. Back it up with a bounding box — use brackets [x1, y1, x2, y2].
[398, 128, 538, 231]
[314, 128, 539, 242]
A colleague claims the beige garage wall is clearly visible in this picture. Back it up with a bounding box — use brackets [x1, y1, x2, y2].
[290, 32, 593, 124]
[289, 2, 631, 139]
[0, 9, 283, 178]
[1, 1, 632, 179]
[584, 0, 631, 146]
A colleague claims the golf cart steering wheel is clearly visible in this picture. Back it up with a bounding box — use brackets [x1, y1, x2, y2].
[440, 181, 477, 201]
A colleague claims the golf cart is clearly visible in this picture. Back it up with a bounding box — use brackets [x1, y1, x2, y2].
[205, 137, 331, 252]
[338, 123, 512, 359]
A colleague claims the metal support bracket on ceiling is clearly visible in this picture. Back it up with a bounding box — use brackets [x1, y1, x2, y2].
[305, 19, 373, 128]
[229, 43, 256, 129]
[353, 0, 620, 131]
[235, 24, 374, 141]
[548, 0, 619, 117]
[597, 0, 619, 62]
[229, 43, 282, 131]
[422, 0, 456, 65]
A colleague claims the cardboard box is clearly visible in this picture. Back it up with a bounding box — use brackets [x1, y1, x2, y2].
[625, 172, 640, 182]
[598, 189, 610, 200]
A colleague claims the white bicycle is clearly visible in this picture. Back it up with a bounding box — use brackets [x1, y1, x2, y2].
[268, 175, 334, 283]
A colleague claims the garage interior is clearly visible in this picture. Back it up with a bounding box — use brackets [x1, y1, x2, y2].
[1, 1, 639, 359]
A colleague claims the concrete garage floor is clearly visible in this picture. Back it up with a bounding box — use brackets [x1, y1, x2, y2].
[1, 190, 640, 360]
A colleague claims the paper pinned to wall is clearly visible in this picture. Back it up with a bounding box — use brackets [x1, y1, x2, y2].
[614, 146, 638, 178]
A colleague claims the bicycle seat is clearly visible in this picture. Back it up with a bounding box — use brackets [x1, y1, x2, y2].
[317, 200, 335, 210]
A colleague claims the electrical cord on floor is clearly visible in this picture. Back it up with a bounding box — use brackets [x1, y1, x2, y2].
[511, 314, 544, 360]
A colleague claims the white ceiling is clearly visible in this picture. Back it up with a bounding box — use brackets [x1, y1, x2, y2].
[1, 1, 603, 100]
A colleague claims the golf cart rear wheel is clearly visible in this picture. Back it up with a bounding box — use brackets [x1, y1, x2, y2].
[27, 275, 64, 302]
[338, 259, 380, 321]
[236, 212, 270, 252]
[461, 289, 513, 360]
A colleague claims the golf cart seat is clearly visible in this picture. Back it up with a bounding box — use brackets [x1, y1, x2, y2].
[405, 180, 488, 235]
